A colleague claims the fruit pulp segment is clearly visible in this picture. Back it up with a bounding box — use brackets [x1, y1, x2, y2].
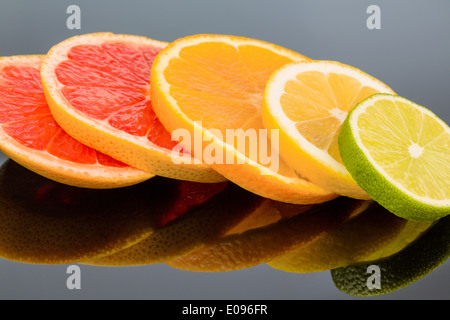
[165, 42, 294, 131]
[162, 41, 296, 167]
[0, 63, 127, 167]
[357, 99, 450, 200]
[281, 71, 379, 163]
[55, 42, 180, 151]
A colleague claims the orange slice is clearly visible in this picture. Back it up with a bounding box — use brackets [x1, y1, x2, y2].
[0, 55, 152, 188]
[41, 32, 224, 183]
[262, 60, 396, 198]
[150, 34, 336, 204]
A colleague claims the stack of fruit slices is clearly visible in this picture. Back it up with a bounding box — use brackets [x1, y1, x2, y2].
[0, 32, 448, 297]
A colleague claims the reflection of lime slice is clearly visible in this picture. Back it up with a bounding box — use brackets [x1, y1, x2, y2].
[339, 93, 450, 221]
[268, 202, 433, 273]
[331, 216, 449, 297]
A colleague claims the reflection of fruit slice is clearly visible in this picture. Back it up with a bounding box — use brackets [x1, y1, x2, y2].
[150, 34, 337, 204]
[268, 202, 432, 273]
[82, 183, 264, 266]
[331, 216, 449, 297]
[339, 93, 450, 221]
[166, 197, 367, 272]
[262, 61, 395, 199]
[0, 160, 224, 264]
[0, 55, 152, 188]
[41, 32, 224, 183]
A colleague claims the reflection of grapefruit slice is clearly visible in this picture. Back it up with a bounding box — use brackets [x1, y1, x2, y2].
[0, 55, 152, 188]
[166, 197, 368, 272]
[0, 160, 226, 264]
[41, 33, 224, 183]
[82, 182, 263, 266]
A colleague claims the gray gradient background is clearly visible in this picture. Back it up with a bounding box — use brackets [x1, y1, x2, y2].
[0, 0, 448, 300]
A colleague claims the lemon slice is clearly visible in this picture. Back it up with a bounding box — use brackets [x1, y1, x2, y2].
[262, 60, 395, 199]
[339, 93, 450, 221]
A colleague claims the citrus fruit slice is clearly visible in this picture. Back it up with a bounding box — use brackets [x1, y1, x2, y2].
[339, 93, 450, 221]
[0, 160, 226, 264]
[82, 182, 264, 266]
[41, 32, 224, 183]
[166, 197, 367, 272]
[268, 202, 432, 273]
[0, 55, 152, 188]
[262, 60, 395, 199]
[331, 215, 449, 297]
[150, 34, 337, 204]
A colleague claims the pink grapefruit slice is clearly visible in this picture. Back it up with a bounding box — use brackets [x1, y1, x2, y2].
[41, 32, 224, 183]
[0, 55, 152, 188]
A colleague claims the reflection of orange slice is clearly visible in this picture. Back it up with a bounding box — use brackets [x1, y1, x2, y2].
[0, 55, 152, 188]
[41, 33, 224, 183]
[82, 183, 264, 266]
[84, 195, 313, 267]
[150, 34, 337, 204]
[166, 197, 368, 272]
[262, 60, 395, 198]
[0, 160, 226, 264]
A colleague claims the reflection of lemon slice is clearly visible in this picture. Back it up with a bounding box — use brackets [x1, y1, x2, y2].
[339, 93, 450, 221]
[262, 61, 395, 199]
[268, 202, 433, 273]
[331, 216, 449, 297]
[81, 184, 264, 266]
[150, 34, 337, 204]
[166, 197, 367, 272]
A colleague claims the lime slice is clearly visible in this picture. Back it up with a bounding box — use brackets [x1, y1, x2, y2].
[330, 216, 449, 297]
[339, 93, 450, 221]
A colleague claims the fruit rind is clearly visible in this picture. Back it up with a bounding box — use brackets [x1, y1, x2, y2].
[339, 93, 450, 221]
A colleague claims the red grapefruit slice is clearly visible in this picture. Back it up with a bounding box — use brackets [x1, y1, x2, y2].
[0, 55, 152, 188]
[41, 32, 225, 183]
